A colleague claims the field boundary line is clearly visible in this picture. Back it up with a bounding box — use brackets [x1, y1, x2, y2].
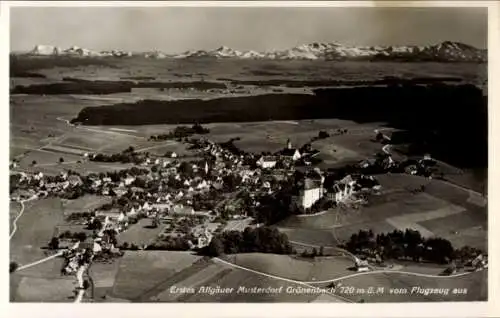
[15, 251, 64, 272]
[213, 257, 353, 303]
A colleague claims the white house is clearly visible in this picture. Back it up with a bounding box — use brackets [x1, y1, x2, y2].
[257, 156, 278, 169]
[124, 176, 136, 186]
[172, 204, 195, 215]
[355, 257, 370, 272]
[196, 228, 213, 249]
[294, 176, 325, 210]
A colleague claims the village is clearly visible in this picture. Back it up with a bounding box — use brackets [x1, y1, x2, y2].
[10, 126, 484, 299]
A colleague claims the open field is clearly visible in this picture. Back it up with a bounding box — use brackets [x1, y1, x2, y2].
[326, 269, 487, 302]
[61, 195, 112, 214]
[10, 198, 65, 265]
[225, 253, 355, 283]
[91, 261, 122, 289]
[117, 218, 165, 246]
[110, 251, 203, 300]
[13, 276, 76, 302]
[17, 149, 81, 167]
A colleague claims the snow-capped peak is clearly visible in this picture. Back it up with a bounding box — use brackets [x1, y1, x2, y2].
[30, 44, 62, 56]
[24, 41, 486, 62]
[27, 45, 132, 58]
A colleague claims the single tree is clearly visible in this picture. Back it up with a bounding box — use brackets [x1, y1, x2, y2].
[82, 280, 90, 290]
[311, 248, 318, 258]
[59, 157, 64, 164]
[319, 246, 325, 257]
[31, 160, 37, 166]
[10, 262, 18, 273]
[48, 237, 60, 250]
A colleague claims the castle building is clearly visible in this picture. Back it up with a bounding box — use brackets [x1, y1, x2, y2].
[292, 170, 325, 211]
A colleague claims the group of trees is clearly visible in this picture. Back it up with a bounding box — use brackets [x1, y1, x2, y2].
[309, 130, 330, 144]
[149, 123, 210, 141]
[87, 218, 103, 231]
[249, 178, 297, 225]
[204, 226, 295, 257]
[301, 246, 326, 258]
[145, 236, 192, 251]
[218, 137, 246, 156]
[90, 147, 144, 164]
[66, 211, 95, 222]
[343, 228, 478, 265]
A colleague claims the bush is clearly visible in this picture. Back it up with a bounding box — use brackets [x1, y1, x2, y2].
[10, 262, 18, 273]
[318, 130, 330, 139]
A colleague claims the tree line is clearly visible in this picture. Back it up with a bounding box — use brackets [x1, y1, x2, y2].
[343, 228, 483, 265]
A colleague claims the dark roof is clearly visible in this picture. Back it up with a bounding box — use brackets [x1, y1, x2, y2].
[279, 148, 300, 157]
[261, 156, 278, 162]
[304, 178, 322, 190]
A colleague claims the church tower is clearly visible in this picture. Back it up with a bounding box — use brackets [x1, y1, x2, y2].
[286, 139, 292, 149]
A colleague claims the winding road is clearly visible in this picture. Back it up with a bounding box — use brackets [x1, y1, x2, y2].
[9, 196, 38, 240]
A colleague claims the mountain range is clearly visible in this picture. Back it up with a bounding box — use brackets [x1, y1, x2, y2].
[23, 41, 486, 62]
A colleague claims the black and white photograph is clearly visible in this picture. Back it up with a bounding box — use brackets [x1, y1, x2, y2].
[6, 1, 493, 308]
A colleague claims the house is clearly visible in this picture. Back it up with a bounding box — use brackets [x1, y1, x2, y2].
[96, 209, 122, 220]
[171, 204, 195, 215]
[68, 175, 83, 187]
[165, 151, 178, 158]
[195, 228, 213, 249]
[355, 258, 370, 272]
[257, 156, 278, 169]
[124, 175, 136, 186]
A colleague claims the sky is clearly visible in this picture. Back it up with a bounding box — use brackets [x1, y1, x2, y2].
[10, 6, 488, 53]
